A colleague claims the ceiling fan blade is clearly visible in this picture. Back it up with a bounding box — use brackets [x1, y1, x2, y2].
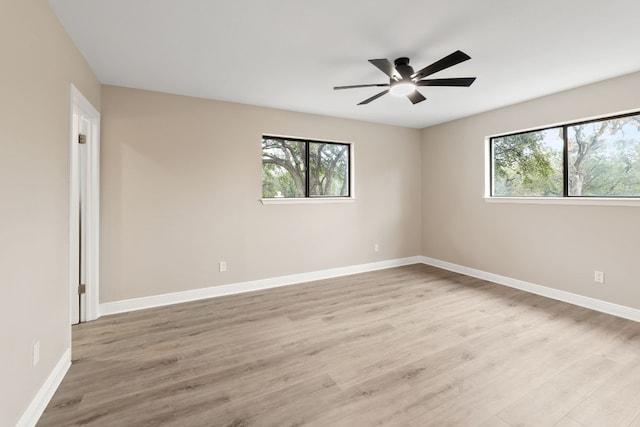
[334, 83, 390, 90]
[411, 50, 471, 80]
[416, 77, 476, 87]
[369, 59, 400, 79]
[406, 90, 426, 104]
[358, 89, 389, 105]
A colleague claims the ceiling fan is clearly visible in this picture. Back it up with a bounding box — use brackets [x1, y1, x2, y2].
[334, 50, 476, 105]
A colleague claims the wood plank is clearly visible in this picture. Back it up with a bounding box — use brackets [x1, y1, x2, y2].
[477, 416, 512, 427]
[565, 356, 640, 426]
[553, 416, 586, 427]
[37, 264, 640, 426]
[498, 354, 619, 426]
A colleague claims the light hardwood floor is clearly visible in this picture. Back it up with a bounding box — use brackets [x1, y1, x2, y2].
[38, 264, 640, 426]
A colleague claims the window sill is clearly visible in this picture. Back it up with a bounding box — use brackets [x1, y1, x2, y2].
[260, 197, 356, 205]
[484, 196, 640, 207]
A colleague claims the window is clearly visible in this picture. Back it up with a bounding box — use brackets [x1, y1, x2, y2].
[492, 127, 563, 197]
[262, 135, 351, 198]
[490, 112, 640, 198]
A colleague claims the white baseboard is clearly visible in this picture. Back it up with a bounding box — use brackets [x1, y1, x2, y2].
[100, 254, 640, 323]
[420, 256, 640, 323]
[100, 256, 423, 316]
[24, 255, 639, 427]
[16, 347, 71, 427]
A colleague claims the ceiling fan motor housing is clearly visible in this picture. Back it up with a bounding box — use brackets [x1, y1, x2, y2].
[393, 57, 414, 80]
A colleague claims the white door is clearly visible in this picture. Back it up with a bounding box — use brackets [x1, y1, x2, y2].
[70, 112, 89, 324]
[70, 86, 100, 324]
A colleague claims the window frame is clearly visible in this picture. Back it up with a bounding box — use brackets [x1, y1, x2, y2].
[487, 109, 640, 205]
[261, 134, 355, 204]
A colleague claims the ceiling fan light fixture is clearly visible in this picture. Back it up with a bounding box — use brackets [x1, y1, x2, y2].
[389, 81, 416, 97]
[334, 51, 474, 105]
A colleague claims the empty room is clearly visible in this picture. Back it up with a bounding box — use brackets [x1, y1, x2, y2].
[4, 1, 640, 426]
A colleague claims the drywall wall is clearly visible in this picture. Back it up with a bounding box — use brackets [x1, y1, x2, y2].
[0, 1, 100, 426]
[421, 71, 640, 309]
[100, 86, 422, 302]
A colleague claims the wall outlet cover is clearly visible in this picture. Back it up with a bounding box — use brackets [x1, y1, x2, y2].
[594, 271, 605, 284]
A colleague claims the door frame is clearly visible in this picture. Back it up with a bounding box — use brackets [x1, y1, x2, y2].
[69, 84, 100, 323]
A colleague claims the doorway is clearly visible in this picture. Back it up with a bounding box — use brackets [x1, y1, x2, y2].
[70, 85, 100, 324]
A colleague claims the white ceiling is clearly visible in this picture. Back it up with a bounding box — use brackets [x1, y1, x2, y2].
[49, 0, 640, 129]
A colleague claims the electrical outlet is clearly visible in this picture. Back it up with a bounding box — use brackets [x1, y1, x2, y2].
[33, 341, 40, 367]
[594, 270, 605, 284]
[219, 261, 227, 272]
[374, 243, 379, 252]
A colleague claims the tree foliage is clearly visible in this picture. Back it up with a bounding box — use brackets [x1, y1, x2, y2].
[262, 138, 349, 198]
[309, 143, 349, 196]
[493, 114, 640, 197]
[493, 130, 562, 196]
[262, 138, 306, 197]
[568, 116, 640, 196]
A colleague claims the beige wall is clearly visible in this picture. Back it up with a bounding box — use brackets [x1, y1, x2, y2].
[100, 86, 422, 302]
[421, 71, 640, 309]
[7, 5, 638, 423]
[0, 1, 100, 426]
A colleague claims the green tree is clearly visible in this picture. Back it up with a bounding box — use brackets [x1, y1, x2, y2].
[262, 138, 306, 197]
[568, 116, 640, 196]
[262, 138, 349, 197]
[493, 130, 561, 196]
[309, 143, 349, 196]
